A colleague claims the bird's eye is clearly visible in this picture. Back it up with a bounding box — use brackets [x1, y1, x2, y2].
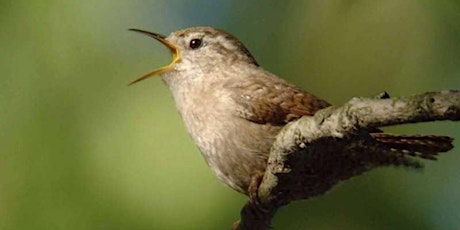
[189, 38, 202, 49]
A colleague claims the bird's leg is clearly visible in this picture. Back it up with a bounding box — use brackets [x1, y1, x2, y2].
[248, 170, 273, 215]
[248, 171, 264, 205]
[232, 172, 275, 229]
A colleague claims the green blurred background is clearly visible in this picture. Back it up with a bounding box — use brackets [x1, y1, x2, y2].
[1, 1, 459, 229]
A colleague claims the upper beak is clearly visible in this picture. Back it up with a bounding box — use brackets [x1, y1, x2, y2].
[128, 28, 181, 85]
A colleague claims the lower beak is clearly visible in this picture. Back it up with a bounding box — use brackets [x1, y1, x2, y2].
[128, 28, 181, 85]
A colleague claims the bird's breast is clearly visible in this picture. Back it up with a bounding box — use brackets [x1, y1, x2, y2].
[168, 82, 272, 193]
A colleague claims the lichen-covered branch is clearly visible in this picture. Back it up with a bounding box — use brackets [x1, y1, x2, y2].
[233, 90, 460, 230]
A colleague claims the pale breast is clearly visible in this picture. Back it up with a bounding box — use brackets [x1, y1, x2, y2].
[170, 79, 276, 193]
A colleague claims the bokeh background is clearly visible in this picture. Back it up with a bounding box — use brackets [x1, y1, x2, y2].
[1, 1, 459, 229]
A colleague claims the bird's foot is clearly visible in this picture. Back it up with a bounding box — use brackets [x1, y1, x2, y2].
[248, 172, 271, 215]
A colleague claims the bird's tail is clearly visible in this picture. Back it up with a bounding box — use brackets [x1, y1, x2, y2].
[370, 133, 454, 162]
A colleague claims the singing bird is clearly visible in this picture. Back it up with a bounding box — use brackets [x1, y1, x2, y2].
[129, 27, 453, 198]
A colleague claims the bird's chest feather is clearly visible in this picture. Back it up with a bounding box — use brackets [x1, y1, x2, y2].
[172, 83, 235, 156]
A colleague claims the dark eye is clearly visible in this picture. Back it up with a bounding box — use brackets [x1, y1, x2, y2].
[189, 38, 202, 49]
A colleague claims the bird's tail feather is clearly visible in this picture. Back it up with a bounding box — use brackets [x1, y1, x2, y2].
[370, 133, 454, 161]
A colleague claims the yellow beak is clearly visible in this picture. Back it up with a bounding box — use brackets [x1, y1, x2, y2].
[128, 29, 181, 85]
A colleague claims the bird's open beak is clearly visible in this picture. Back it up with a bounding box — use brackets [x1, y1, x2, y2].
[128, 28, 181, 85]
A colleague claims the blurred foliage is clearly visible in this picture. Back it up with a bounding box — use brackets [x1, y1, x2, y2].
[0, 1, 459, 229]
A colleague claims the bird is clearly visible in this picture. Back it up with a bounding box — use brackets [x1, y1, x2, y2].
[129, 26, 454, 198]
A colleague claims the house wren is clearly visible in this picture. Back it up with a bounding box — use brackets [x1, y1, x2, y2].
[129, 27, 453, 196]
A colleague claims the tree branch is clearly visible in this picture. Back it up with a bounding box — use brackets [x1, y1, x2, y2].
[233, 90, 460, 230]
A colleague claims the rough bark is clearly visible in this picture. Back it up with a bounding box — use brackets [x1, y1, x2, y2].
[233, 90, 460, 230]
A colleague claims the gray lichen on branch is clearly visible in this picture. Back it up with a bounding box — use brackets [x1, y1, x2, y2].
[234, 90, 459, 230]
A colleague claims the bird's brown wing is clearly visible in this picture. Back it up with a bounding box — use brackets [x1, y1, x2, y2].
[226, 72, 454, 176]
[227, 75, 331, 125]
